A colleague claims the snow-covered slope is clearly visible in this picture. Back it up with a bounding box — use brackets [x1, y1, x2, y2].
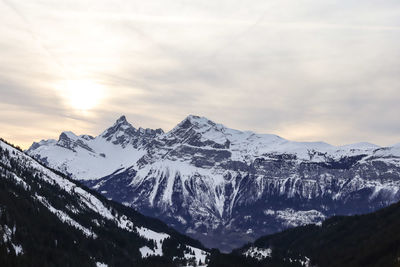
[27, 115, 400, 251]
[27, 116, 163, 180]
[0, 139, 208, 266]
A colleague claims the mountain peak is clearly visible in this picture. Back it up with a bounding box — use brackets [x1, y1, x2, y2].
[180, 115, 217, 129]
[106, 115, 136, 132]
[102, 115, 135, 140]
[100, 116, 164, 148]
[59, 131, 78, 141]
[114, 115, 130, 126]
[56, 131, 82, 151]
[162, 115, 233, 149]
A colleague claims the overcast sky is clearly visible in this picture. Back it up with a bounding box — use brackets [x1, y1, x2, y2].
[1, 0, 400, 148]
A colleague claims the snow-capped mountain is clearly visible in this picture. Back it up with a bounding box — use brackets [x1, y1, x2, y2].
[0, 138, 208, 266]
[27, 115, 163, 180]
[27, 115, 400, 251]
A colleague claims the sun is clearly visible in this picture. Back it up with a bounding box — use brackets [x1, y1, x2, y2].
[56, 79, 105, 112]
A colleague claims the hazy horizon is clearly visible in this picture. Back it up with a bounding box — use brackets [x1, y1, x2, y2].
[1, 0, 400, 148]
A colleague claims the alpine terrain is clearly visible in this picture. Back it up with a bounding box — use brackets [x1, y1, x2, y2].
[0, 138, 209, 266]
[27, 115, 400, 251]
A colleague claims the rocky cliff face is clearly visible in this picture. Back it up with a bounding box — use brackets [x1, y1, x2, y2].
[27, 115, 400, 251]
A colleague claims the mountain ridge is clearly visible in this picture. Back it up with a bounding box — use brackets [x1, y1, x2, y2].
[27, 115, 400, 251]
[29, 115, 384, 156]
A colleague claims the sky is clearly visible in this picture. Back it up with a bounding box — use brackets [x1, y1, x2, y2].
[1, 0, 400, 149]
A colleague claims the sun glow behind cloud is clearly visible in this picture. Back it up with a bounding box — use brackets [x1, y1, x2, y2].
[56, 80, 106, 112]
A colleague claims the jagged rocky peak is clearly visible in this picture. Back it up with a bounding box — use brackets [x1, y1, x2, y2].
[164, 115, 231, 149]
[101, 115, 164, 148]
[102, 115, 135, 136]
[171, 115, 219, 133]
[57, 131, 94, 152]
[59, 131, 78, 141]
[57, 131, 78, 150]
[184, 115, 217, 128]
[167, 115, 281, 151]
[116, 114, 128, 124]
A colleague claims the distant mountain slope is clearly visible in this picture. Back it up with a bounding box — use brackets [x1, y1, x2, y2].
[0, 138, 208, 267]
[213, 199, 400, 267]
[27, 115, 400, 251]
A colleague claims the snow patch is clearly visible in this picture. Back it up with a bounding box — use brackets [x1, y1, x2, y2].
[12, 244, 23, 255]
[2, 225, 24, 256]
[243, 246, 272, 260]
[275, 209, 326, 227]
[137, 227, 169, 257]
[183, 245, 209, 266]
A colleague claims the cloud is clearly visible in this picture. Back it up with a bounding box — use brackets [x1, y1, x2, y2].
[1, 0, 400, 148]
